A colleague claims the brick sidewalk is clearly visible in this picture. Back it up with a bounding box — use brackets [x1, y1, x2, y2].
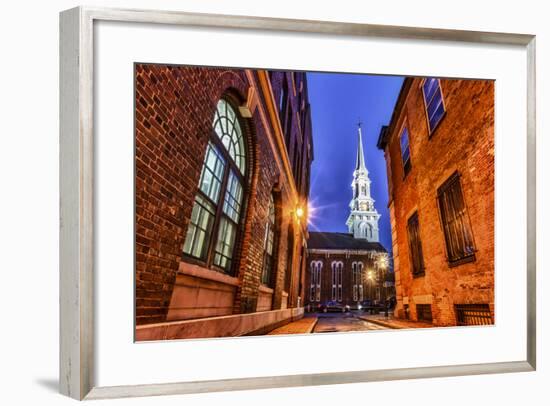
[267, 316, 318, 335]
[358, 314, 434, 329]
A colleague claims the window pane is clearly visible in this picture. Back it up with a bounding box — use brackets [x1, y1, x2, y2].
[423, 78, 438, 104]
[222, 170, 243, 223]
[182, 195, 215, 259]
[198, 143, 226, 203]
[429, 102, 445, 132]
[423, 78, 446, 133]
[213, 217, 237, 272]
[400, 127, 409, 150]
[426, 87, 442, 118]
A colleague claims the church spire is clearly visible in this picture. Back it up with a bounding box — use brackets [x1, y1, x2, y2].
[346, 119, 381, 242]
[355, 120, 367, 172]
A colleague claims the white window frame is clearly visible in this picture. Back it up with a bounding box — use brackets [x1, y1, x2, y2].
[331, 261, 343, 302]
[352, 262, 364, 302]
[310, 261, 322, 302]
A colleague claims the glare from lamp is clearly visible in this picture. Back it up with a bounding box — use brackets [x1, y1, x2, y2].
[296, 206, 304, 219]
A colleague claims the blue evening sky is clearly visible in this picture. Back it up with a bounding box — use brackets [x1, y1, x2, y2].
[306, 72, 404, 254]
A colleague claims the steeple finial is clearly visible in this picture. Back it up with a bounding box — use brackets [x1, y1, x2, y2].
[355, 120, 367, 172]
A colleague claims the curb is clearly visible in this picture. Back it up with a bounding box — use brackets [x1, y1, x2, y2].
[357, 316, 400, 329]
[306, 317, 319, 333]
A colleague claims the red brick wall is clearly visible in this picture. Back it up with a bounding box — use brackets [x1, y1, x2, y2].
[135, 65, 312, 325]
[380, 78, 494, 326]
[304, 252, 382, 307]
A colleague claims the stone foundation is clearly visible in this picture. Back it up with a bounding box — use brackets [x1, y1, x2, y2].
[136, 307, 304, 341]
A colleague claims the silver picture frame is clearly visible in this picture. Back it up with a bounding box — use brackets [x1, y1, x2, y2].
[59, 6, 536, 400]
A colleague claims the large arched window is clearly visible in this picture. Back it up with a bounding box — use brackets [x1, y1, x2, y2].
[182, 98, 248, 274]
[261, 194, 276, 286]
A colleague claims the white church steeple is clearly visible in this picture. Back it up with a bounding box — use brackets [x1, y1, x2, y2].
[346, 121, 381, 242]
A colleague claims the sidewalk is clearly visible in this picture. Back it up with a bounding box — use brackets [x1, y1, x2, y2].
[267, 316, 318, 335]
[358, 314, 434, 329]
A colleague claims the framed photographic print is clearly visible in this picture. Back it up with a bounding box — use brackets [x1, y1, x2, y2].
[60, 6, 536, 400]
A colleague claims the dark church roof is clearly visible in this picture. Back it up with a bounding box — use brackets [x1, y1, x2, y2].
[307, 232, 387, 252]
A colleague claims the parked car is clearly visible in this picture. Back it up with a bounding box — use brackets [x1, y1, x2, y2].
[358, 299, 385, 314]
[350, 301, 366, 311]
[318, 301, 350, 313]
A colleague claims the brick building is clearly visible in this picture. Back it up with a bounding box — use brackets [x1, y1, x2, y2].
[134, 65, 313, 340]
[376, 77, 495, 326]
[306, 232, 388, 309]
[306, 125, 389, 310]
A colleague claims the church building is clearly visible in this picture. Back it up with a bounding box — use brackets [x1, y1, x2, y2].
[306, 124, 389, 309]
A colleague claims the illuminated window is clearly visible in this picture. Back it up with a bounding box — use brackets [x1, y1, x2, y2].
[183, 98, 247, 275]
[310, 261, 322, 302]
[261, 195, 277, 286]
[212, 99, 246, 174]
[331, 261, 343, 301]
[352, 262, 364, 301]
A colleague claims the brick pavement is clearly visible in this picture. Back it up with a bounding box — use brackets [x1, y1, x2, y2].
[358, 314, 433, 329]
[267, 316, 318, 335]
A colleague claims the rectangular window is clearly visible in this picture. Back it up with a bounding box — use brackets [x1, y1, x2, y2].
[407, 212, 425, 277]
[455, 304, 493, 326]
[416, 304, 433, 322]
[437, 172, 476, 265]
[262, 225, 274, 286]
[400, 127, 411, 176]
[422, 78, 446, 133]
[182, 195, 216, 260]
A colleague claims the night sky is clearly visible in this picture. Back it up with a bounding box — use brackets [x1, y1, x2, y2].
[306, 72, 404, 254]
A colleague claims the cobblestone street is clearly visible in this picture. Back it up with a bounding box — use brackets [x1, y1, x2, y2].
[313, 312, 389, 333]
[266, 312, 391, 335]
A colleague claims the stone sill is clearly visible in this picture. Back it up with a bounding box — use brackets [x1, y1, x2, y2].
[178, 261, 239, 287]
[258, 284, 274, 294]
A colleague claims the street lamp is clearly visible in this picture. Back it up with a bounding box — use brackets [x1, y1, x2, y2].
[377, 254, 390, 316]
[367, 270, 374, 304]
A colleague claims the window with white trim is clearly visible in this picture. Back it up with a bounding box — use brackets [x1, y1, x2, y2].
[261, 194, 277, 286]
[352, 262, 364, 302]
[331, 261, 343, 301]
[309, 261, 322, 302]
